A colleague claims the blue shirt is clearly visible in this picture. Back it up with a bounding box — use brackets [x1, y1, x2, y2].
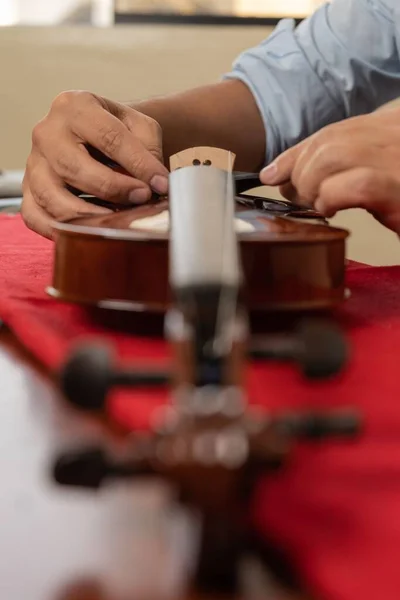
[225, 0, 400, 165]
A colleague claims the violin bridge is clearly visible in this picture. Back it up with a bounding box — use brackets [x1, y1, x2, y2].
[169, 147, 236, 173]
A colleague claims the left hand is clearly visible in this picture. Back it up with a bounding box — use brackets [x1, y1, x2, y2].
[260, 106, 400, 234]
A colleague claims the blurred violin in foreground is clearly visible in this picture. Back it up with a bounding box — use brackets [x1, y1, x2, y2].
[50, 148, 362, 599]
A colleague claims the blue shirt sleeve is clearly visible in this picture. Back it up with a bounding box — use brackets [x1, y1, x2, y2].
[224, 0, 400, 164]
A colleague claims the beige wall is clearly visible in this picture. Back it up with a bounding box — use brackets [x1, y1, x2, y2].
[0, 25, 272, 169]
[116, 0, 325, 17]
[0, 25, 398, 265]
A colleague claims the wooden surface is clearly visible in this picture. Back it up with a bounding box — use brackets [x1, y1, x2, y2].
[0, 326, 306, 600]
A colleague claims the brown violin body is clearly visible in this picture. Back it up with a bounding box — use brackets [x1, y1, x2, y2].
[48, 196, 349, 313]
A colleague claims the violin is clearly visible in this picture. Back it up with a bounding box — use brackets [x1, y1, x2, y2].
[47, 147, 349, 314]
[52, 150, 361, 599]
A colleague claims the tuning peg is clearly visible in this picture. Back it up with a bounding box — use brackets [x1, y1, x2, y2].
[53, 447, 154, 489]
[273, 409, 361, 440]
[53, 448, 110, 489]
[59, 343, 170, 411]
[250, 319, 349, 379]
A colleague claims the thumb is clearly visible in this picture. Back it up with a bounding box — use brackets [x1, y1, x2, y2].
[260, 142, 304, 186]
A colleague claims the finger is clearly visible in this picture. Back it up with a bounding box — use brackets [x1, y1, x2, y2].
[45, 140, 152, 204]
[28, 158, 113, 221]
[55, 578, 107, 600]
[279, 181, 299, 203]
[71, 104, 169, 194]
[260, 140, 306, 185]
[21, 185, 55, 240]
[316, 167, 400, 233]
[121, 108, 165, 164]
[97, 97, 166, 164]
[290, 142, 388, 206]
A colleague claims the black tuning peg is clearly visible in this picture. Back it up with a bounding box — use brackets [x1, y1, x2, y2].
[59, 343, 170, 411]
[273, 409, 362, 440]
[250, 319, 349, 379]
[54, 448, 110, 489]
[53, 447, 153, 489]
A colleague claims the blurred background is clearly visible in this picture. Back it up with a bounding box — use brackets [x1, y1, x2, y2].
[0, 0, 398, 264]
[0, 1, 325, 25]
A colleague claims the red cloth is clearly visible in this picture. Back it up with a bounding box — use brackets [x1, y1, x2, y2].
[1, 214, 400, 600]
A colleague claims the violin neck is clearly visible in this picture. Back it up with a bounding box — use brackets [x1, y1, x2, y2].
[167, 147, 248, 391]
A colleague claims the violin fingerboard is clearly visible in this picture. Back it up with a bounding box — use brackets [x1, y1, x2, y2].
[169, 147, 236, 173]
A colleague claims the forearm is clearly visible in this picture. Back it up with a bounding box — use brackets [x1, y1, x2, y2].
[132, 80, 266, 172]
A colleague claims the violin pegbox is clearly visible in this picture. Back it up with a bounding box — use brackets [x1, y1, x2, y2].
[169, 147, 236, 173]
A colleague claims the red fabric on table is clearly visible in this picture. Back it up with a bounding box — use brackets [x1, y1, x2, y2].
[1, 214, 400, 600]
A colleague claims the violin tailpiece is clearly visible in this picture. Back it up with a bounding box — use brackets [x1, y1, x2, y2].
[169, 147, 236, 173]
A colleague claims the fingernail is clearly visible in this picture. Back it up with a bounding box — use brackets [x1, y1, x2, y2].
[261, 162, 278, 183]
[150, 175, 169, 196]
[129, 187, 151, 204]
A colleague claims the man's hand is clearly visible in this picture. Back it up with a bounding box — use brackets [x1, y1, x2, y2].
[260, 107, 400, 235]
[22, 91, 169, 239]
[22, 81, 265, 239]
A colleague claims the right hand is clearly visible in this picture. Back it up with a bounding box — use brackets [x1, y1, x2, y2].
[22, 91, 169, 238]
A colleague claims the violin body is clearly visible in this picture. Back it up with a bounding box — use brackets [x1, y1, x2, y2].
[48, 196, 349, 313]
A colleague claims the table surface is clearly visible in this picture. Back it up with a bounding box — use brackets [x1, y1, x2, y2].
[0, 327, 306, 600]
